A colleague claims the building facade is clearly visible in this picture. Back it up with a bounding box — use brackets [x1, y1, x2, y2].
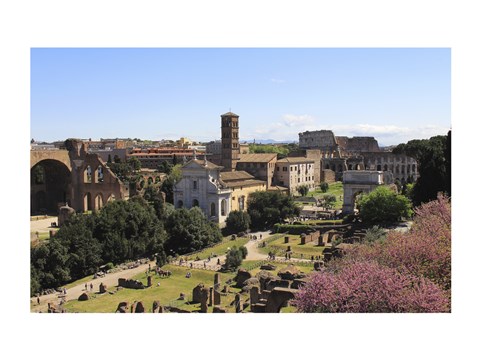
[173, 158, 232, 226]
[274, 157, 315, 195]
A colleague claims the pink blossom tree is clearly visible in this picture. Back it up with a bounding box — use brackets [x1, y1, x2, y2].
[293, 194, 451, 312]
[293, 261, 449, 313]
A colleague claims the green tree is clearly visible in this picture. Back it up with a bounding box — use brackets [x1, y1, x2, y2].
[224, 246, 245, 271]
[393, 133, 450, 205]
[161, 164, 182, 203]
[322, 194, 336, 209]
[127, 156, 141, 172]
[247, 191, 300, 229]
[108, 161, 133, 182]
[94, 197, 167, 264]
[164, 207, 222, 254]
[320, 182, 329, 193]
[297, 184, 309, 196]
[225, 210, 251, 235]
[357, 186, 413, 224]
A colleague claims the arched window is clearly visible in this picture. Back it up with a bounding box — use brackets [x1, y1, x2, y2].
[377, 164, 382, 171]
[384, 164, 388, 171]
[192, 199, 199, 207]
[96, 166, 104, 183]
[84, 165, 92, 183]
[177, 200, 183, 208]
[221, 199, 226, 216]
[148, 177, 154, 185]
[94, 194, 103, 210]
[325, 164, 330, 170]
[210, 203, 216, 216]
[348, 164, 353, 170]
[84, 192, 92, 211]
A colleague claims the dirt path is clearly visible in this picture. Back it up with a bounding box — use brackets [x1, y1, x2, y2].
[30, 217, 58, 241]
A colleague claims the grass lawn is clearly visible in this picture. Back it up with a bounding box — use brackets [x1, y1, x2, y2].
[62, 264, 243, 313]
[308, 181, 344, 209]
[256, 234, 326, 259]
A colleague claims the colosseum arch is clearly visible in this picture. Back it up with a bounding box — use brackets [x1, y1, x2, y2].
[30, 159, 71, 215]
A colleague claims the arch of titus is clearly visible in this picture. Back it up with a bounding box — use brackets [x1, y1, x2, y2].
[342, 170, 392, 214]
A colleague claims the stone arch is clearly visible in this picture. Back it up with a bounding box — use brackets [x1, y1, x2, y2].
[355, 164, 361, 170]
[95, 165, 104, 183]
[30, 159, 71, 215]
[348, 164, 353, 170]
[84, 192, 92, 212]
[155, 176, 161, 184]
[331, 164, 336, 172]
[84, 165, 92, 183]
[192, 199, 199, 207]
[107, 193, 116, 202]
[265, 288, 298, 313]
[342, 171, 385, 214]
[325, 164, 330, 170]
[377, 164, 382, 171]
[147, 177, 154, 185]
[210, 202, 216, 217]
[177, 200, 183, 208]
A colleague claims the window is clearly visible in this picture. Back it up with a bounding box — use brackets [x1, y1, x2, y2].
[210, 203, 216, 216]
[192, 199, 199, 207]
[221, 199, 226, 216]
[193, 180, 197, 190]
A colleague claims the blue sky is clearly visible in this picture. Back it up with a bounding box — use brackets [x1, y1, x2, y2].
[31, 48, 450, 146]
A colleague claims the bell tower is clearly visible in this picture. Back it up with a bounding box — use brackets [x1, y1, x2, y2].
[221, 112, 240, 171]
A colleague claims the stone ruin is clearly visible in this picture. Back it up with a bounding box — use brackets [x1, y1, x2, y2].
[192, 283, 207, 303]
[131, 301, 145, 313]
[78, 292, 89, 301]
[58, 203, 75, 227]
[99, 282, 107, 294]
[238, 265, 306, 313]
[116, 302, 129, 313]
[118, 278, 145, 289]
[152, 301, 164, 313]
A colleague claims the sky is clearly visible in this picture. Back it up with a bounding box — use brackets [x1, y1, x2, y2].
[31, 48, 451, 146]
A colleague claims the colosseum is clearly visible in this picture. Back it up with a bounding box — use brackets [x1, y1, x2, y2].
[298, 130, 418, 184]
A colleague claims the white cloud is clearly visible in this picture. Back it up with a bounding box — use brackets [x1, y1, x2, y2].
[242, 115, 450, 145]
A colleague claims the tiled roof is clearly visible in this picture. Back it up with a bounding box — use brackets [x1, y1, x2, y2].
[276, 157, 314, 164]
[237, 153, 277, 163]
[221, 112, 239, 117]
[225, 179, 266, 188]
[220, 171, 255, 182]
